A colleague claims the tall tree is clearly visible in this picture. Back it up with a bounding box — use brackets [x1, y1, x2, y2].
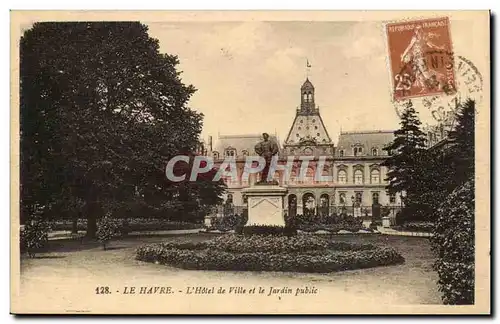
[419, 99, 476, 220]
[20, 22, 225, 236]
[382, 100, 429, 221]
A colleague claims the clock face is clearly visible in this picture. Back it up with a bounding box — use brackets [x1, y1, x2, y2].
[392, 55, 483, 134]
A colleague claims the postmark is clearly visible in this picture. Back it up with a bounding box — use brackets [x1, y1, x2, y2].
[387, 17, 483, 136]
[386, 17, 456, 101]
[392, 54, 483, 132]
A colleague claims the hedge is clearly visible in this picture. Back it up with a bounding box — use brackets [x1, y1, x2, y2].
[430, 179, 474, 305]
[136, 235, 404, 273]
[49, 218, 201, 232]
[393, 221, 435, 233]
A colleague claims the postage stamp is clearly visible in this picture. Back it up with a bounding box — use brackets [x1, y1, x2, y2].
[386, 17, 456, 101]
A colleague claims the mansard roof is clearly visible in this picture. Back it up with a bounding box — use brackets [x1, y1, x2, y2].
[212, 133, 281, 155]
[336, 130, 395, 157]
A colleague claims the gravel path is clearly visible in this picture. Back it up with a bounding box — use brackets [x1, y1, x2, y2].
[16, 234, 442, 314]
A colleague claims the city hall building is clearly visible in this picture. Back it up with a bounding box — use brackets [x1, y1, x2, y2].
[201, 78, 404, 218]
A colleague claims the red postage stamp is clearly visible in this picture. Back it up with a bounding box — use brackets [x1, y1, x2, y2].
[386, 17, 456, 101]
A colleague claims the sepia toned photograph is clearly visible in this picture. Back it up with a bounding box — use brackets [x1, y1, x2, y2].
[10, 10, 490, 314]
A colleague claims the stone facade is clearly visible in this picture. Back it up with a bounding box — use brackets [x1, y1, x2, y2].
[206, 78, 404, 217]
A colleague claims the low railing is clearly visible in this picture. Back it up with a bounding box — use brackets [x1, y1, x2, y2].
[213, 204, 402, 223]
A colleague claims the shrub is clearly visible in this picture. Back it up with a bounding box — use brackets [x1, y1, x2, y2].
[297, 216, 363, 233]
[241, 224, 297, 236]
[394, 221, 435, 233]
[96, 216, 121, 250]
[20, 215, 52, 258]
[135, 235, 404, 273]
[430, 179, 474, 305]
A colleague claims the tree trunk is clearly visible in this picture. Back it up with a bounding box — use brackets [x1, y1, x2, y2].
[71, 212, 78, 234]
[85, 201, 101, 238]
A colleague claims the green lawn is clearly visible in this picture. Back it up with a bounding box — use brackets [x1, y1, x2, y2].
[18, 233, 442, 313]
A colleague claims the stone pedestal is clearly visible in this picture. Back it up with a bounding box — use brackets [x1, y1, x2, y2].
[382, 216, 391, 228]
[242, 184, 288, 227]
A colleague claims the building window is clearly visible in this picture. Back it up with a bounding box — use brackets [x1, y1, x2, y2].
[315, 126, 318, 130]
[338, 170, 347, 184]
[339, 192, 346, 205]
[339, 149, 344, 157]
[372, 148, 378, 156]
[225, 149, 236, 157]
[242, 150, 249, 157]
[296, 133, 299, 137]
[354, 169, 363, 184]
[213, 151, 220, 160]
[304, 167, 315, 184]
[355, 192, 363, 205]
[389, 193, 396, 204]
[354, 147, 363, 156]
[370, 169, 380, 184]
[372, 192, 379, 205]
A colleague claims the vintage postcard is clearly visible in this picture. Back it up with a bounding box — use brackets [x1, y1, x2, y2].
[10, 10, 491, 315]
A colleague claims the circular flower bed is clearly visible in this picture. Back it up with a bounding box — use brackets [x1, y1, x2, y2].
[136, 235, 405, 273]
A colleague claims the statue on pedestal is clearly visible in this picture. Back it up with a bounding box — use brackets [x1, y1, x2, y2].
[254, 132, 279, 185]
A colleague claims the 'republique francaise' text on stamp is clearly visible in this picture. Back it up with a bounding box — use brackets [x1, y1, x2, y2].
[386, 17, 456, 101]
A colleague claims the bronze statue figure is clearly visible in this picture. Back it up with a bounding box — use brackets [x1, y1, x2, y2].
[254, 132, 279, 184]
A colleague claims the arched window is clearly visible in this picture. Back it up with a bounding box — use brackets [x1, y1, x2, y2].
[242, 150, 249, 157]
[339, 149, 344, 157]
[354, 169, 364, 184]
[354, 147, 363, 156]
[370, 169, 380, 184]
[303, 93, 308, 102]
[372, 148, 378, 156]
[304, 167, 315, 184]
[339, 192, 346, 205]
[289, 170, 297, 184]
[338, 170, 347, 184]
[213, 151, 220, 160]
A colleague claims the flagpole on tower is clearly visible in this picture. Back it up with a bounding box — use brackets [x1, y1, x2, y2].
[306, 58, 312, 79]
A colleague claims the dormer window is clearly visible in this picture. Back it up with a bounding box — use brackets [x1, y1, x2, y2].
[339, 149, 344, 157]
[372, 148, 378, 156]
[242, 150, 249, 157]
[353, 147, 363, 156]
[213, 151, 220, 160]
[225, 149, 236, 157]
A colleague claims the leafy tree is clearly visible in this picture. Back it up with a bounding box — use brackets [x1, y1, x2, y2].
[20, 22, 225, 237]
[382, 100, 429, 221]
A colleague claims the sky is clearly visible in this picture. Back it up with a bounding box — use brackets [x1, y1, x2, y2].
[16, 14, 486, 146]
[146, 21, 403, 144]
